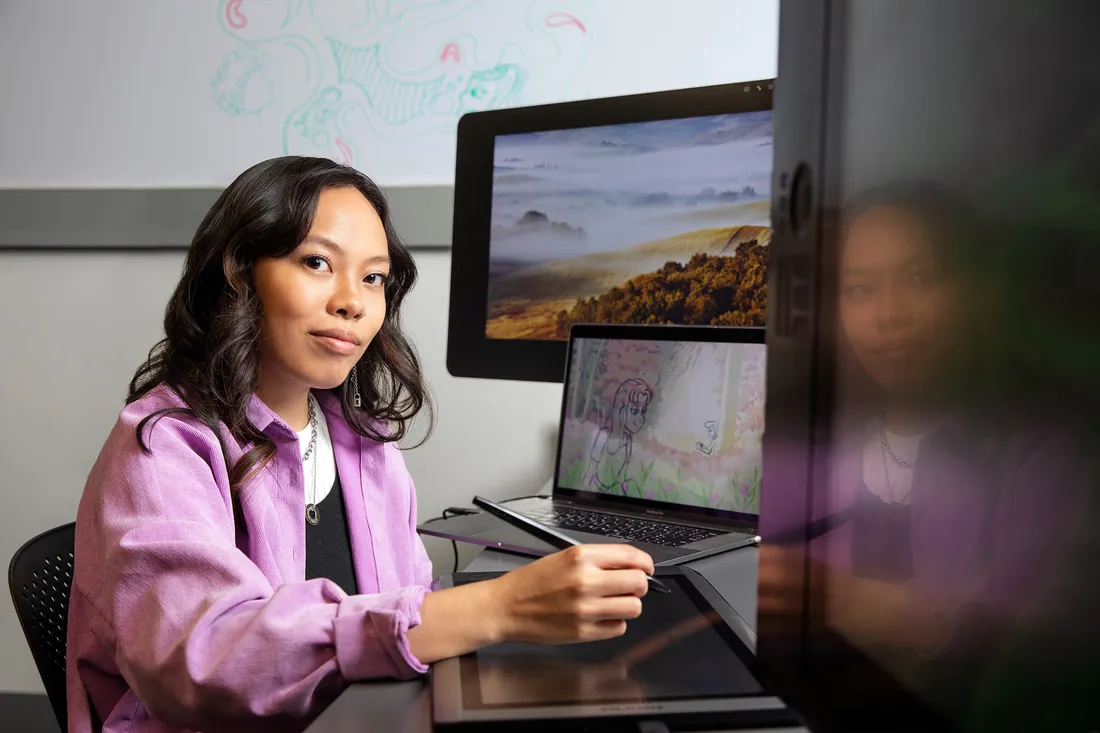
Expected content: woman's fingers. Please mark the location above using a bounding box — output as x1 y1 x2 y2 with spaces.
574 543 655 574
585 568 650 598
581 594 644 622
584 619 629 641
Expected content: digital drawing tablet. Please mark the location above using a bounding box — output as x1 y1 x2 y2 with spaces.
430 567 798 731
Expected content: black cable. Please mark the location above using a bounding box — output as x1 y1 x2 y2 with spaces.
421 510 463 574
440 508 461 574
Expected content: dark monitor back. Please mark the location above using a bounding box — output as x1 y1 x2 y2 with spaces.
761 1 1100 731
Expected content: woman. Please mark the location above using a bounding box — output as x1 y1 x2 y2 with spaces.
582 378 653 494
66 157 656 733
829 179 978 590
778 179 1093 716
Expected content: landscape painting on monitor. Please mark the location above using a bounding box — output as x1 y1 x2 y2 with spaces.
486 111 772 340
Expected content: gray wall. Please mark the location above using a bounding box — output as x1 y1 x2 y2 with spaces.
0 248 563 693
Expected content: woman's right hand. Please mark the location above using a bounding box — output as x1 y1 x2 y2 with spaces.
486 544 654 644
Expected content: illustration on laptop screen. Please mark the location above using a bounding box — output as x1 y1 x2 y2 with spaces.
486 111 773 341
557 337 765 514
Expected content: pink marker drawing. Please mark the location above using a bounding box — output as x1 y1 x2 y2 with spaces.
544 11 586 33
225 0 248 30
440 42 462 64
334 138 354 166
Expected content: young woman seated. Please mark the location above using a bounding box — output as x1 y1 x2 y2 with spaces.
66 156 655 733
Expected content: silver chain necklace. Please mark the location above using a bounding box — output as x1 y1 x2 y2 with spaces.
303 394 321 526
878 417 917 470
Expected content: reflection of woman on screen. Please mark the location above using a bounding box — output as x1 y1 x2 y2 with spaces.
832 181 971 588
800 180 1093 706
583 379 653 494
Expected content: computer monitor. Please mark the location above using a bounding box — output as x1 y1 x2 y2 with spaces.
760 1 1100 731
447 81 773 382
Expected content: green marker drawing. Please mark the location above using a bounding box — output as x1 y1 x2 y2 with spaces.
329 39 524 126
284 86 366 164
211 45 275 116
283 0 304 28
211 0 594 159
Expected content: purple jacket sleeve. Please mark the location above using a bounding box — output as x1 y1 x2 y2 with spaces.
403 453 436 594
76 415 427 733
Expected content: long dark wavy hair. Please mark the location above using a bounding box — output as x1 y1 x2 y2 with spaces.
128 156 432 493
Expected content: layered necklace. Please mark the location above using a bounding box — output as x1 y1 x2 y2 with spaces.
877 415 918 510
303 394 321 526
878 416 917 470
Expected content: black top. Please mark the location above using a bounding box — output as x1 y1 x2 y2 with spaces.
305 472 359 596
851 481 914 583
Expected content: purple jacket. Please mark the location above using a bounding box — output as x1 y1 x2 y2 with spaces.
66 384 434 733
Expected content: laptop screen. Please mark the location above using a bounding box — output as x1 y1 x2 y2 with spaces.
556 333 765 517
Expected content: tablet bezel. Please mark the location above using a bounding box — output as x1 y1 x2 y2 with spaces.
430 566 795 730
446 80 775 383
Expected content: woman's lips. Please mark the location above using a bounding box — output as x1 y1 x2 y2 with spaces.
310 332 358 356
870 340 920 361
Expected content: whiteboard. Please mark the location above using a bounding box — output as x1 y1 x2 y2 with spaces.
0 0 778 188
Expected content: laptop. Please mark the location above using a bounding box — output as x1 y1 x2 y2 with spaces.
420 324 764 566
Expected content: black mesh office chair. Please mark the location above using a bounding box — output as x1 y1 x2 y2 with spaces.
8 523 76 733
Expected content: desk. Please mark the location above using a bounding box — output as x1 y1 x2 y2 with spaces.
308 546 802 732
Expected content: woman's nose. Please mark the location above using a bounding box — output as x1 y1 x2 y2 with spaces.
875 284 908 328
330 278 364 320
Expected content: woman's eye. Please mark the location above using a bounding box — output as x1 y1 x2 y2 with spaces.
843 283 873 298
365 273 388 286
303 255 330 272
909 270 934 287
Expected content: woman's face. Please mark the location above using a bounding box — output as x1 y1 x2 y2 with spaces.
624 396 649 435
253 187 390 395
839 204 960 398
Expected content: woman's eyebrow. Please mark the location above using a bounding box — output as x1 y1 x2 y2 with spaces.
304 235 390 267
899 252 937 269
840 266 875 278
304 234 344 253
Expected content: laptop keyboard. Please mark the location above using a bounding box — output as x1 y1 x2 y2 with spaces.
520 506 725 547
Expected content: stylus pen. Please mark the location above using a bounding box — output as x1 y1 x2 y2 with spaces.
471 495 672 594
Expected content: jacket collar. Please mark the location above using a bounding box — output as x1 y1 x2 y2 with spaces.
246 392 291 438
246 388 354 439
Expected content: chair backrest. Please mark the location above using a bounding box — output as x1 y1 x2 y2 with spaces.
8 522 76 733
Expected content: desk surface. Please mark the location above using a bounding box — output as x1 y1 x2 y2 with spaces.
308 545 786 733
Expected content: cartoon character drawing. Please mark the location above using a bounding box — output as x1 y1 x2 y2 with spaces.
582 379 653 494
696 420 718 456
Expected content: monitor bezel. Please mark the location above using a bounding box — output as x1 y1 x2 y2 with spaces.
756 2 955 731
446 81 775 383
552 323 766 527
